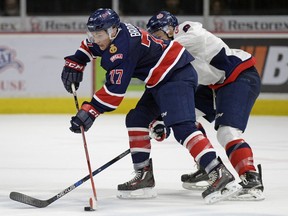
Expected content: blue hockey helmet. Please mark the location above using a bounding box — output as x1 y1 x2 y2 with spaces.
87 8 120 32
146 11 178 34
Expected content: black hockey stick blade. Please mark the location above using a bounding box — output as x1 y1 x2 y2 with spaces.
10 192 51 208
10 149 130 208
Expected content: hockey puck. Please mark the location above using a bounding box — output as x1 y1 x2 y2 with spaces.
84 206 95 211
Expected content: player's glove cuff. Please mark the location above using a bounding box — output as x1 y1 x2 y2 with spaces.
64 57 85 72
70 102 100 133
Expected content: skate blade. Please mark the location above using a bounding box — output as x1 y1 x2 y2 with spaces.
182 181 209 190
228 188 265 201
204 181 242 204
117 188 157 199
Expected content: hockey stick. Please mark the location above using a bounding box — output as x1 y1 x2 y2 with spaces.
71 83 98 209
10 149 130 208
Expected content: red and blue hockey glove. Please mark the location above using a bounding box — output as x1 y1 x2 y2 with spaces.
61 56 86 93
149 120 170 142
70 102 100 133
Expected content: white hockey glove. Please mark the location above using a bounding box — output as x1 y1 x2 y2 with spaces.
149 120 170 142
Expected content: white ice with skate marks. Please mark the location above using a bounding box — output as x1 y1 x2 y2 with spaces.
117 187 157 199
182 180 209 190
0 114 288 215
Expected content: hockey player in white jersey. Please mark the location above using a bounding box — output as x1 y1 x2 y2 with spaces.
147 11 264 201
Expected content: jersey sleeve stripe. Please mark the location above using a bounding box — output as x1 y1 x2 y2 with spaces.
79 40 93 60
145 41 185 88
93 94 118 109
103 85 125 97
93 85 124 110
127 127 150 132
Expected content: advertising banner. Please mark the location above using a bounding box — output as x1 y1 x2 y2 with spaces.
2 16 287 33
209 16 288 33
223 38 288 93
0 34 92 98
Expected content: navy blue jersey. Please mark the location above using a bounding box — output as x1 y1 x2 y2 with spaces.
73 22 194 113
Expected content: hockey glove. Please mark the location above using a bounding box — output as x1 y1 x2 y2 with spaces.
149 120 170 142
70 102 100 133
61 56 86 93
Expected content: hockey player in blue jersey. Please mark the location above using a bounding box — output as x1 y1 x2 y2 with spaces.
61 8 242 204
147 11 264 201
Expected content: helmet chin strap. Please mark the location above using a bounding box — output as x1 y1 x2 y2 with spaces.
107 27 121 41
161 25 174 39
162 25 170 34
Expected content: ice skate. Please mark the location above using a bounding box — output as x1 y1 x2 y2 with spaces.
181 166 209 190
117 158 157 199
229 164 264 201
202 164 242 204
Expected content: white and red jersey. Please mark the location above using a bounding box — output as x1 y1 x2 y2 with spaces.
174 21 256 89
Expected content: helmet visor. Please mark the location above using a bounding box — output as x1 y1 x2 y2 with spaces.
87 30 109 43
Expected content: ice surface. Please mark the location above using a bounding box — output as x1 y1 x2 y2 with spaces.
1 114 288 215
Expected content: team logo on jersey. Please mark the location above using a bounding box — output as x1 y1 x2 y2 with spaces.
110 53 123 62
0 47 23 74
183 24 191 33
109 44 117 53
